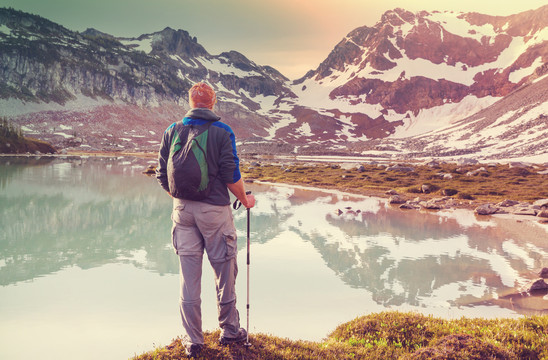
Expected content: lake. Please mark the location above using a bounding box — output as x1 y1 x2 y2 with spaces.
1 156 547 360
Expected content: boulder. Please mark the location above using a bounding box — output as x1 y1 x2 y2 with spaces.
512 208 538 216
539 268 548 279
421 201 442 210
385 189 399 195
421 184 433 194
466 167 487 176
528 279 548 294
475 204 498 215
533 199 548 208
442 189 458 196
356 165 366 172
389 195 407 204
537 210 548 218
399 203 418 209
497 199 520 207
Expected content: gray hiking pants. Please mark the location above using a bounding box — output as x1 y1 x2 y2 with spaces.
171 198 241 345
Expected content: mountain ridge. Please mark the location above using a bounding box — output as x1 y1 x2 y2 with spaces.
0 6 547 161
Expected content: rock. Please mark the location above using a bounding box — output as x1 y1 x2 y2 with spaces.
442 189 458 196
538 169 548 175
456 158 479 166
389 195 406 204
512 208 538 216
466 167 487 176
421 184 432 193
385 189 399 195
142 165 156 175
528 279 548 293
386 165 414 172
421 201 442 210
475 204 498 215
497 199 520 207
424 160 440 167
537 209 548 218
539 268 548 279
508 161 529 168
443 173 453 180
356 165 366 172
399 203 418 209
250 161 261 167
533 199 548 208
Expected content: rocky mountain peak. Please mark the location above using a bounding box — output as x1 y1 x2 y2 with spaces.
148 27 208 57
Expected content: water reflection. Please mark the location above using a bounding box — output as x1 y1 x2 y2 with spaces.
1 156 547 317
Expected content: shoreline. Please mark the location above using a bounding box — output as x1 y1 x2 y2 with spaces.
2 150 547 224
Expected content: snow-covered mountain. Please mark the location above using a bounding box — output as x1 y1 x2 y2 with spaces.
269 6 548 159
0 6 547 161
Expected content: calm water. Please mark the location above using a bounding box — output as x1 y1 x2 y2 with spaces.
1 156 547 360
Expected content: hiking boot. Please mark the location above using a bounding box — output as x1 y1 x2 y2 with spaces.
219 327 247 345
185 343 202 358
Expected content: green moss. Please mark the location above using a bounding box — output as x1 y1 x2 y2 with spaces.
133 311 548 360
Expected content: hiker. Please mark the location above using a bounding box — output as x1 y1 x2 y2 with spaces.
156 82 255 358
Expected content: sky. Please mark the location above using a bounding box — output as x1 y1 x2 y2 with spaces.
2 0 547 79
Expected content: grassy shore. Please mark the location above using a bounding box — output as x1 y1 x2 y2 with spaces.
132 311 548 360
240 161 548 210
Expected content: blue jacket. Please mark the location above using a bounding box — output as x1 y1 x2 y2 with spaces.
156 108 241 206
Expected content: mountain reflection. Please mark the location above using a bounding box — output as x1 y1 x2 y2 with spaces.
1 157 546 314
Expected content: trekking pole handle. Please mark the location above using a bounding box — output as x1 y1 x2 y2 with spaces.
232 190 252 210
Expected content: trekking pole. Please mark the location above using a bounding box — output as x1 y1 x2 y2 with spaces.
232 191 252 348
244 204 251 348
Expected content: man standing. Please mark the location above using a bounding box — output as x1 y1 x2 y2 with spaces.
156 82 255 358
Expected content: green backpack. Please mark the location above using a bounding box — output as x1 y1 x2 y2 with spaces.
167 121 213 200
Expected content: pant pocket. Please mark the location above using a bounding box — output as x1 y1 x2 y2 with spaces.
171 222 204 255
223 231 237 261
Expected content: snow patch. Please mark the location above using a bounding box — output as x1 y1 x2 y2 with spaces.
120 38 153 53
425 11 498 42
0 24 11 35
296 122 313 137
54 132 73 139
392 95 499 138
509 57 543 83
195 56 262 78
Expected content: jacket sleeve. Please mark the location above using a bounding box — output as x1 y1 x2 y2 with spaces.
156 124 174 193
218 126 241 184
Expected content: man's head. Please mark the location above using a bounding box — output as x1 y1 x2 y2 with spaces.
189 82 216 109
